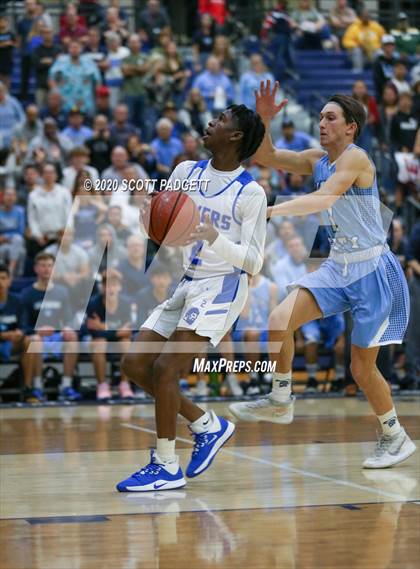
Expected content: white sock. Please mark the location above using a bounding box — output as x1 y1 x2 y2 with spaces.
305 363 318 379
335 365 345 380
60 376 72 389
190 410 220 433
33 376 43 390
271 371 292 402
156 438 177 463
378 407 401 437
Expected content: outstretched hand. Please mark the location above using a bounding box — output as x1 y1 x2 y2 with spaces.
255 80 288 122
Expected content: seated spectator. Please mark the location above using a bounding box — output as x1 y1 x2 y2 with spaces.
107 205 131 244
343 9 385 72
391 92 419 152
95 85 113 120
26 117 72 167
0 81 24 151
32 25 61 108
45 228 91 310
116 234 148 302
126 133 157 176
12 104 43 164
0 188 26 277
20 252 80 403
178 87 212 136
17 163 40 206
102 32 129 108
102 6 129 44
161 40 191 104
270 235 307 301
102 145 147 182
238 54 275 111
84 26 106 69
192 55 234 114
391 12 420 60
121 34 149 130
72 172 107 248
351 80 380 152
151 118 184 177
212 34 237 79
275 119 314 152
59 2 88 48
136 261 172 324
0 14 16 88
39 90 67 130
48 39 101 118
89 224 126 273
0 264 29 397
378 82 399 147
291 0 337 50
193 12 216 70
27 162 72 258
61 108 94 149
329 0 356 43
391 61 411 95
85 269 133 400
85 114 113 174
109 103 140 148
232 272 278 395
137 0 170 47
62 146 99 192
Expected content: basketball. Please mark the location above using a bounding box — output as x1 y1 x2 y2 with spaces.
142 191 200 246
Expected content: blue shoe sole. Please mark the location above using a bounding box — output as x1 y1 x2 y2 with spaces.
186 421 235 478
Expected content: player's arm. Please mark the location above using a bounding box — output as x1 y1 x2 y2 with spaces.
269 147 372 218
186 188 267 276
254 80 324 174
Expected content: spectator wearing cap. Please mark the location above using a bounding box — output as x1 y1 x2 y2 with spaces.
391 61 411 95
61 108 94 149
109 103 140 147
372 34 399 101
101 32 129 108
329 0 356 43
121 34 149 130
192 55 234 113
32 26 61 108
391 13 420 60
85 114 113 174
48 39 101 117
343 9 385 72
62 146 99 192
0 81 24 150
39 90 67 130
275 120 314 152
238 54 275 111
0 14 16 88
95 85 112 121
151 118 184 177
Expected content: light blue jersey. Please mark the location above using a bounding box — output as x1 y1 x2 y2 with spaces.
290 144 410 348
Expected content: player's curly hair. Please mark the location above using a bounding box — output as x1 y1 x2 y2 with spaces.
328 94 367 140
226 104 266 162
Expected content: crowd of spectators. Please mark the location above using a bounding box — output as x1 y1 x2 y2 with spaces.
0 0 419 403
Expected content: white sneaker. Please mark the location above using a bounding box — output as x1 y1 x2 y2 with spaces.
195 379 209 397
225 373 243 396
363 428 417 469
229 394 295 424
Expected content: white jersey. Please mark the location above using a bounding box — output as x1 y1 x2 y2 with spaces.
167 160 267 279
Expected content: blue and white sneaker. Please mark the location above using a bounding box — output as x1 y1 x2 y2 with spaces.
116 449 186 492
186 411 235 478
58 386 82 401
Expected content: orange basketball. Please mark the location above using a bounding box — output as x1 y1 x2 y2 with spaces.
142 191 200 246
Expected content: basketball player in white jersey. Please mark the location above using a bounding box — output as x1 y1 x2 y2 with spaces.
117 105 267 491
230 81 416 469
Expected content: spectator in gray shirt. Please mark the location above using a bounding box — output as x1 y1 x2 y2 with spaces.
0 81 24 149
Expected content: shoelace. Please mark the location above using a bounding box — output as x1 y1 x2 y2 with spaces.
247 397 271 409
135 462 162 477
191 432 211 456
373 435 393 457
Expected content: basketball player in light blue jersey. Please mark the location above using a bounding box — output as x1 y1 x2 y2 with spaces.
230 81 416 469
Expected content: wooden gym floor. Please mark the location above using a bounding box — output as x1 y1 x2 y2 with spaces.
0 397 419 569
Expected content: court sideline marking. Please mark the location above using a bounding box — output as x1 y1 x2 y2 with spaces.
121 422 413 502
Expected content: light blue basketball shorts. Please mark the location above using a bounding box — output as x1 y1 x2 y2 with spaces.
290 250 410 348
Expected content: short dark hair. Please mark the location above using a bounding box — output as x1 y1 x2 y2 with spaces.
226 104 266 162
328 94 367 140
0 263 10 276
34 252 55 264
